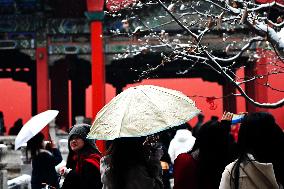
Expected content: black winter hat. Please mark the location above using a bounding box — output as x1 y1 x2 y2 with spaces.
68 123 99 153
68 123 91 142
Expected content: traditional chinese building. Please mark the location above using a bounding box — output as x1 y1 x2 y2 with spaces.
0 0 283 140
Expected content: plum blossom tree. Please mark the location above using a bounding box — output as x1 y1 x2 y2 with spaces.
105 0 284 108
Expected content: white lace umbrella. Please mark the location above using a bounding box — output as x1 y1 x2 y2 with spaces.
14 110 59 150
88 85 200 140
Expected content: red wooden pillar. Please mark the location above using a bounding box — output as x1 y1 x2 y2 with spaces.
86 0 106 152
245 49 268 112
91 23 105 118
36 47 50 138
245 62 257 112
254 49 269 112
222 81 237 113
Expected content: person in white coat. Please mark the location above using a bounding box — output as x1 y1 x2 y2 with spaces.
219 112 284 189
168 129 196 164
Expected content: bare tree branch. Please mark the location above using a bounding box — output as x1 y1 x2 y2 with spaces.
204 51 284 108
107 0 284 108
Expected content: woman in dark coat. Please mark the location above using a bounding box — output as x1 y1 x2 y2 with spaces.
61 124 102 189
174 115 236 189
27 132 62 189
100 137 164 189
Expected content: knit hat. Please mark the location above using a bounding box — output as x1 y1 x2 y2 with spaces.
68 124 99 153
68 123 91 142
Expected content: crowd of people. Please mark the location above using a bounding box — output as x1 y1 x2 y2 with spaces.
0 111 24 136
2 111 284 189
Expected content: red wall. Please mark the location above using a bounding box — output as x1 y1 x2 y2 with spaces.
0 79 31 133
87 78 284 129
1 75 283 134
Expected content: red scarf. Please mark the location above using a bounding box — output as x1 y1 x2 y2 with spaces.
75 153 101 173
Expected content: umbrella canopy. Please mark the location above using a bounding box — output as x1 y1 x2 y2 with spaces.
14 110 59 150
88 85 200 140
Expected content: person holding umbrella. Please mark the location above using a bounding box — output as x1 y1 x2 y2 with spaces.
27 132 62 189
87 85 201 189
13 110 62 188
60 124 102 189
100 136 164 189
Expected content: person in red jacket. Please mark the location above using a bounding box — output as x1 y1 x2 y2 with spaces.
174 113 236 189
61 124 102 189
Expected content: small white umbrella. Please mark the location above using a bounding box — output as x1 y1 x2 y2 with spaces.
88 85 200 140
14 110 59 150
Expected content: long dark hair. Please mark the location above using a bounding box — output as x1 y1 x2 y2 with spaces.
27 132 45 159
189 120 233 188
108 137 148 189
232 112 284 188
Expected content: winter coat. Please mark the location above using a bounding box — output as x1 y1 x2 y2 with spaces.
219 154 282 189
31 149 62 189
168 129 195 164
100 155 163 189
173 153 198 189
61 153 102 189
174 152 217 189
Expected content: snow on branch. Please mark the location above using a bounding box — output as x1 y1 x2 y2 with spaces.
106 0 284 108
